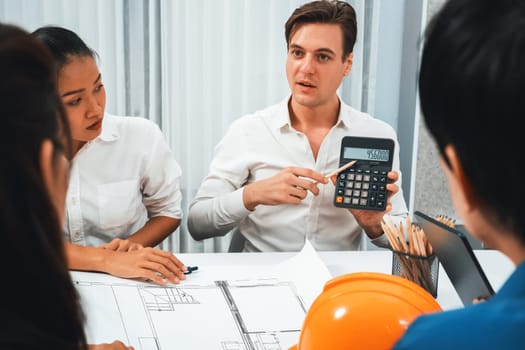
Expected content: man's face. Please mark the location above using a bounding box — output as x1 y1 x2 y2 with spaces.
286 23 352 109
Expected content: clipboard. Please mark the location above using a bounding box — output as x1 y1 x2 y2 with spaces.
414 211 495 305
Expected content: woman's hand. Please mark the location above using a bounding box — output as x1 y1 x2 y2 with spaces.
89 340 134 350
103 247 187 285
99 238 143 252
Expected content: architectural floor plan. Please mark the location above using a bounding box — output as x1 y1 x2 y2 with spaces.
74 274 306 350
72 241 332 350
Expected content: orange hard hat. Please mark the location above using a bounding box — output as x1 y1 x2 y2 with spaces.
290 272 442 350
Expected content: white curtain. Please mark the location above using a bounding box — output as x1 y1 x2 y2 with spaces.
0 0 385 253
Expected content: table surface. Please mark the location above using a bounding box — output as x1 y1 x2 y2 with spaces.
177 249 515 310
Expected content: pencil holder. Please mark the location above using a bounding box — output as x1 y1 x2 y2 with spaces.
391 250 439 298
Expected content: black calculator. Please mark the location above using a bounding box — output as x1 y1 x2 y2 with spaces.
333 136 394 211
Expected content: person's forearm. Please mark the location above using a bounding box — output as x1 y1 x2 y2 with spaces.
127 216 180 247
187 199 239 240
65 242 111 272
188 190 250 240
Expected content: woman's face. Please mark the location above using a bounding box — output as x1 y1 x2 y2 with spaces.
58 55 106 153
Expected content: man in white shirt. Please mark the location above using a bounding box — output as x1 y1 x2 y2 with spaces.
188 0 408 252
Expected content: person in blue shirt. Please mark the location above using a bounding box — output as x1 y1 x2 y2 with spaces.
394 0 525 348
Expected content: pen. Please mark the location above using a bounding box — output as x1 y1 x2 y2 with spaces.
184 265 199 275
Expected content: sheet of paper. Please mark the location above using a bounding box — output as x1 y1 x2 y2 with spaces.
72 241 332 349
271 239 333 308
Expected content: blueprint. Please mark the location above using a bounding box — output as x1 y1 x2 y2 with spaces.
72 241 332 350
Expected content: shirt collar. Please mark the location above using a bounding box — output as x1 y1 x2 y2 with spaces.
97 113 119 142
337 100 353 129
268 95 352 131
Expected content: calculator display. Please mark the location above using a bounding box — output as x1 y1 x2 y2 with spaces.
334 136 395 211
343 147 390 162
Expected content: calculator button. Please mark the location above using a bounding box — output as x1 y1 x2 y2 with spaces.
344 197 351 204
339 173 346 180
372 176 379 182
347 173 355 180
362 183 369 190
378 193 386 200
345 189 353 196
337 189 344 195
356 174 363 181
376 200 385 208
371 184 378 191
352 198 359 205
361 190 368 198
363 175 370 182
360 199 368 206
380 176 387 183
338 181 346 187
379 185 386 191
354 182 362 189
353 190 360 197
336 196 343 203
346 181 354 189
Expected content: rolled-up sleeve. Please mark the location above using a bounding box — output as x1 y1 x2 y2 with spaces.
141 124 183 220
188 120 252 240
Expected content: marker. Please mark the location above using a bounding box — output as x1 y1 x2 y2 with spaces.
184 265 199 275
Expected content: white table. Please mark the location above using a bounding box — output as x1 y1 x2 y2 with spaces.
74 249 515 348
177 249 515 310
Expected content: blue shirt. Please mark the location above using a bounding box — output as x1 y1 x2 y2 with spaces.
393 260 525 349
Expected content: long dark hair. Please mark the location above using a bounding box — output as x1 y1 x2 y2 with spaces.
0 23 87 349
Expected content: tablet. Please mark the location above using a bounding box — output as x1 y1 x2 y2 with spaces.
414 211 494 305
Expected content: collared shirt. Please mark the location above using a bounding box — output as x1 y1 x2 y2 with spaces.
65 114 183 247
394 260 525 349
188 97 408 252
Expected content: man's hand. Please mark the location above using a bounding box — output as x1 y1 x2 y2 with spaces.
346 170 401 238
242 167 327 211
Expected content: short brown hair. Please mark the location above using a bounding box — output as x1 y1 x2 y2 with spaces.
285 0 357 61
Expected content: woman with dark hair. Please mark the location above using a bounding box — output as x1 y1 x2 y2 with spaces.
32 26 188 285
0 22 131 349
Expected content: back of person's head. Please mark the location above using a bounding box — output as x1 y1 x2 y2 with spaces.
285 0 357 60
419 0 525 244
0 23 87 349
31 25 96 70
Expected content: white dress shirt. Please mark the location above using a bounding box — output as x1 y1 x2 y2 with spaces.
188 97 408 252
65 114 183 247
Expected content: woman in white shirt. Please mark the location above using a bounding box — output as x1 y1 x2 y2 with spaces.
32 25 186 284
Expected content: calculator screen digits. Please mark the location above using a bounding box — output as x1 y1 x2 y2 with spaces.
343 147 390 162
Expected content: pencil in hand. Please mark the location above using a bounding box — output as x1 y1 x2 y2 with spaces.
314 160 357 184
